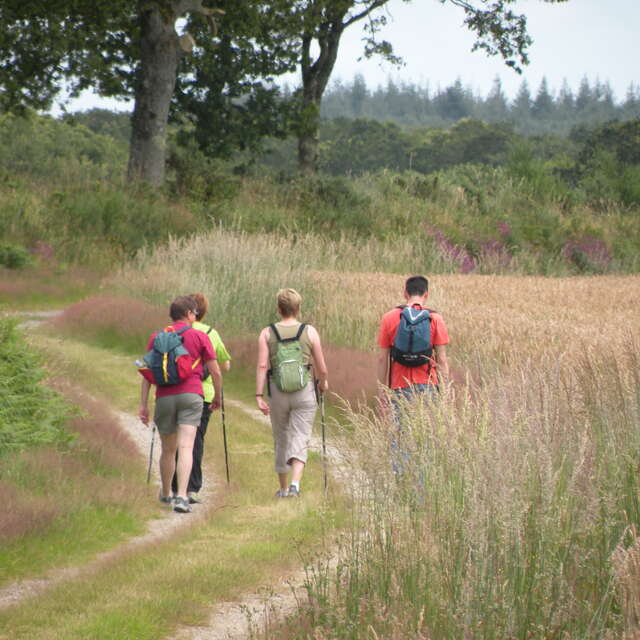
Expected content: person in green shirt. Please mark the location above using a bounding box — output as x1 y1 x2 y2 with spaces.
172 292 231 502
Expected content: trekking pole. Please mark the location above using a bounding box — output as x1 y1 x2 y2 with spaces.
221 388 230 484
320 389 328 496
146 423 156 484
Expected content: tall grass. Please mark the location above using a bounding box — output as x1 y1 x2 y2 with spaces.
112 230 451 340
264 337 640 638
111 232 640 358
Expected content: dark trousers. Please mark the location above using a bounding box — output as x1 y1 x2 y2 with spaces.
172 401 212 495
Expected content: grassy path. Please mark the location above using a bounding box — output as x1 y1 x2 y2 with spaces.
0 321 341 640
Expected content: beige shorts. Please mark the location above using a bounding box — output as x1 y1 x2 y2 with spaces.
269 381 317 473
154 393 203 435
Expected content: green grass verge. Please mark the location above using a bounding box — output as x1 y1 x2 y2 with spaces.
0 327 157 586
1 325 344 639
0 506 144 584
0 267 101 311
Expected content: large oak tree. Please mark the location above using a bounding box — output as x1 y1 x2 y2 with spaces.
0 0 222 186
1 0 569 182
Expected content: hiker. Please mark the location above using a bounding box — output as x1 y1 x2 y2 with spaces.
139 295 222 514
377 275 450 409
171 292 231 504
255 288 329 498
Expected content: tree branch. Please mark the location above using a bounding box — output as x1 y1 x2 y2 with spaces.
343 0 388 29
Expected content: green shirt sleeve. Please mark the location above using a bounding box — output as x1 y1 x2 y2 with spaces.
208 328 231 363
194 322 231 403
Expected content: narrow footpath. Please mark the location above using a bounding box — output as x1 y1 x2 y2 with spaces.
1 310 345 639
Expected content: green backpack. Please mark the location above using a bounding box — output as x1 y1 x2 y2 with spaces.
269 323 310 393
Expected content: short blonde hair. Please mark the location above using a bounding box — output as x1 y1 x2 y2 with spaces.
277 288 302 318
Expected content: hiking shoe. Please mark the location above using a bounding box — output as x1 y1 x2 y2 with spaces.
188 492 201 504
173 496 192 513
275 488 289 498
159 491 174 505
287 484 300 498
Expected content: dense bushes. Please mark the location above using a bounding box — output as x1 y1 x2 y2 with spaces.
0 111 126 184
0 242 31 269
0 110 639 274
0 317 73 454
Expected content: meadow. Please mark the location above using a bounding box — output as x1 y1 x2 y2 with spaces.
42 228 640 638
2 112 640 638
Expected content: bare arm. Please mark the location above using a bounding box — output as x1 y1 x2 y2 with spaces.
221 360 231 372
434 344 449 385
206 359 222 409
377 347 390 388
308 325 329 392
139 378 152 425
255 328 270 415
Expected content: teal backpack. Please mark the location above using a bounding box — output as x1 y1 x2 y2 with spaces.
269 323 310 393
141 326 197 386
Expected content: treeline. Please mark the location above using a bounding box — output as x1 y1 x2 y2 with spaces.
2 110 639 276
60 107 640 209
312 75 640 136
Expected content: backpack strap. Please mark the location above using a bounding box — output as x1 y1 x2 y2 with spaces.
269 323 281 342
270 323 307 343
163 325 192 335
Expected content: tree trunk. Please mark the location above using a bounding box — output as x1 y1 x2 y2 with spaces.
297 27 342 175
297 92 321 176
127 3 182 186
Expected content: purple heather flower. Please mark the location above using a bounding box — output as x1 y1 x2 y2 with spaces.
562 237 611 271
497 221 511 236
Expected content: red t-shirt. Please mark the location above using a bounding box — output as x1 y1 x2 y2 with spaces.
377 305 449 389
146 321 216 398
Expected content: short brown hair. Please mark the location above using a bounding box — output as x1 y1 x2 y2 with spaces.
277 288 302 318
189 292 209 321
405 276 428 296
169 295 197 321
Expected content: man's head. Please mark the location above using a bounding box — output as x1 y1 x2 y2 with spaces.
277 288 302 318
404 275 429 299
189 292 209 322
169 295 198 322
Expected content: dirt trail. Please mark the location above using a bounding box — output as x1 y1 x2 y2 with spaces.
2 398 339 637
174 398 345 640
0 408 219 611
1 311 218 610
2 312 343 638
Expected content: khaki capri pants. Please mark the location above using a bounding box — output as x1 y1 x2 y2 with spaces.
269 381 317 473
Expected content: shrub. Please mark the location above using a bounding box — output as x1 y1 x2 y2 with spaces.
0 242 32 269
0 317 74 454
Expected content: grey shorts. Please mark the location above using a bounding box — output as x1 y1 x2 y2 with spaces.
154 393 203 435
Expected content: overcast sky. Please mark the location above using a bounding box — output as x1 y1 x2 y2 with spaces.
330 0 639 100
62 0 638 113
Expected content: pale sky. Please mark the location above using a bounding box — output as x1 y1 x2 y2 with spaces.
60 0 638 113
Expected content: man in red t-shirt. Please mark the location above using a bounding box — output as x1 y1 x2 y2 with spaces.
377 275 450 404
139 295 222 513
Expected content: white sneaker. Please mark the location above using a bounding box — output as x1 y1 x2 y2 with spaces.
173 496 192 513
